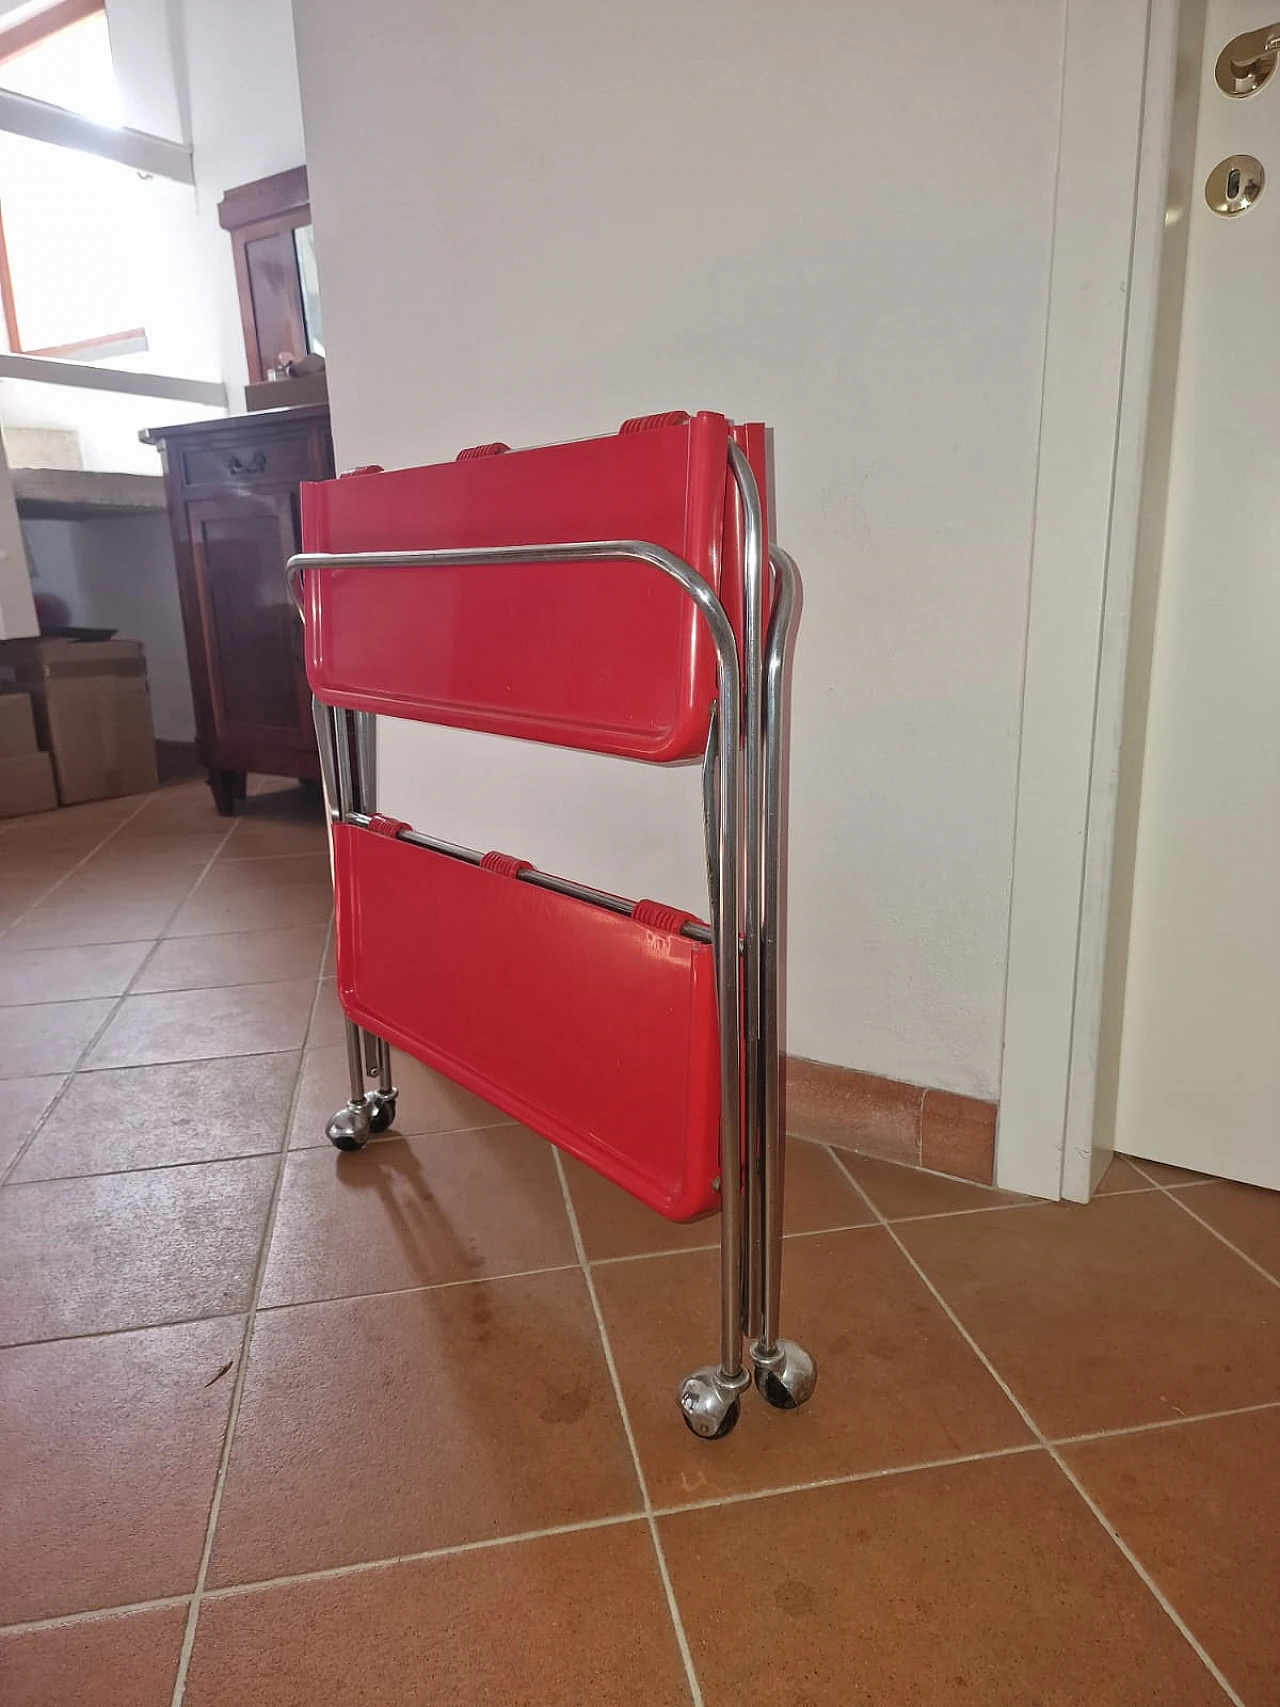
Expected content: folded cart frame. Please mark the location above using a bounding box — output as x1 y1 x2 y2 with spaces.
288 411 815 1440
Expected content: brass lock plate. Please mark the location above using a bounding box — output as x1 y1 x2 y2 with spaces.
1205 154 1266 215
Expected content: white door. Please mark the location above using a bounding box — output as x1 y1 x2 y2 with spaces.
1113 0 1280 1187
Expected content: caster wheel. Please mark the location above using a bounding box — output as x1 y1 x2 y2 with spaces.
326 1102 372 1152
752 1339 817 1411
677 1367 746 1440
367 1094 397 1135
682 1394 739 1441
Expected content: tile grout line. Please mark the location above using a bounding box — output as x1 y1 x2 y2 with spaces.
167 917 332 1707
1054 1396 1280 1448
1126 1162 1280 1291
200 1512 650 1602
0 970 328 1012
551 1149 706 1707
0 792 158 943
0 1593 194 1638
11 1383 1280 1638
0 818 242 1188
823 1144 1247 1707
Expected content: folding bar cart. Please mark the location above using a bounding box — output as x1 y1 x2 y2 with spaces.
288 409 815 1441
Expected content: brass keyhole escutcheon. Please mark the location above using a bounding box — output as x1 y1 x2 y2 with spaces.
1216 26 1280 96
1206 154 1266 215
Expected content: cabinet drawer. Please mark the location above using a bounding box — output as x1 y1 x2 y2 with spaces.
179 433 312 490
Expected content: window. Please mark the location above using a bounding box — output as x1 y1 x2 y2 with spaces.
0 1 150 360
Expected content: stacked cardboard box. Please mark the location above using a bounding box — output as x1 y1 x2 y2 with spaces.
0 638 159 807
0 690 57 818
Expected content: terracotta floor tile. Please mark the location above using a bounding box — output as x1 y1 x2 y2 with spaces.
260 1126 576 1306
1094 1154 1157 1194
12 1054 298 1181
594 1228 1030 1508
1168 1179 1280 1279
289 1043 512 1145
0 997 112 1078
565 1137 873 1264
897 1191 1280 1437
660 1452 1226 1707
0 1317 241 1623
85 979 316 1068
208 1272 640 1586
1 796 137 850
0 1605 187 1707
1064 1408 1280 1705
0 940 153 1007
165 873 336 942
306 976 344 1046
121 784 225 837
0 1155 276 1343
92 828 228 865
836 1150 1032 1220
0 1074 63 1177
132 925 328 994
219 816 329 860
188 1524 687 1707
0 893 184 950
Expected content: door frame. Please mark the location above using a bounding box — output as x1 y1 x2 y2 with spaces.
996 0 1203 1199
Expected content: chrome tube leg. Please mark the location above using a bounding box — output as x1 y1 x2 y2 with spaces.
728 443 767 1352
322 705 397 1149
353 710 377 814
751 546 815 1411
375 1034 396 1099
677 679 749 1437
311 698 341 823
325 1016 375 1151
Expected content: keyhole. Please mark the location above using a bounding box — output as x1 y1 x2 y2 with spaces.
1228 166 1242 198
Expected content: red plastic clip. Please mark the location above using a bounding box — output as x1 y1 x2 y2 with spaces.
367 815 409 838
456 442 510 460
632 899 699 933
618 411 690 434
340 465 385 478
480 850 533 878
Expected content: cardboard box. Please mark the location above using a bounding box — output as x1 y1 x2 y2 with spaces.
0 691 39 759
0 750 57 818
0 639 159 805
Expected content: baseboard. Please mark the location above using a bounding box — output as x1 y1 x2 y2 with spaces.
785 1055 998 1185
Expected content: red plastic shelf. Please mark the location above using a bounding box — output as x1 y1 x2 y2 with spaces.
332 820 722 1220
301 411 769 763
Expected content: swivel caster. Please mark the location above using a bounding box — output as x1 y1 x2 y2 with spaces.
751 1338 817 1411
367 1090 397 1134
677 1366 749 1441
326 1100 372 1152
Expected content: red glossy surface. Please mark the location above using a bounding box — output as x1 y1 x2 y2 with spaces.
301 412 735 761
332 823 721 1220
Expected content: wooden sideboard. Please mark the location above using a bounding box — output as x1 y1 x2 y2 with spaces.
142 403 333 814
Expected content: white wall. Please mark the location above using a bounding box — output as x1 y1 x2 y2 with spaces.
293 0 1066 1099
22 512 195 739
165 0 307 399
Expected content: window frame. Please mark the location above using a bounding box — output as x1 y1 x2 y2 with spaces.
0 0 149 361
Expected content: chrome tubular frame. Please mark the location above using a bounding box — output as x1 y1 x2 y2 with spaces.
287 471 815 1436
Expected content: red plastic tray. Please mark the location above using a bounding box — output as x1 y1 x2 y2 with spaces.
301 411 768 763
332 820 722 1219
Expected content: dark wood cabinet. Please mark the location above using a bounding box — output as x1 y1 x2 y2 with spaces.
142 404 332 813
